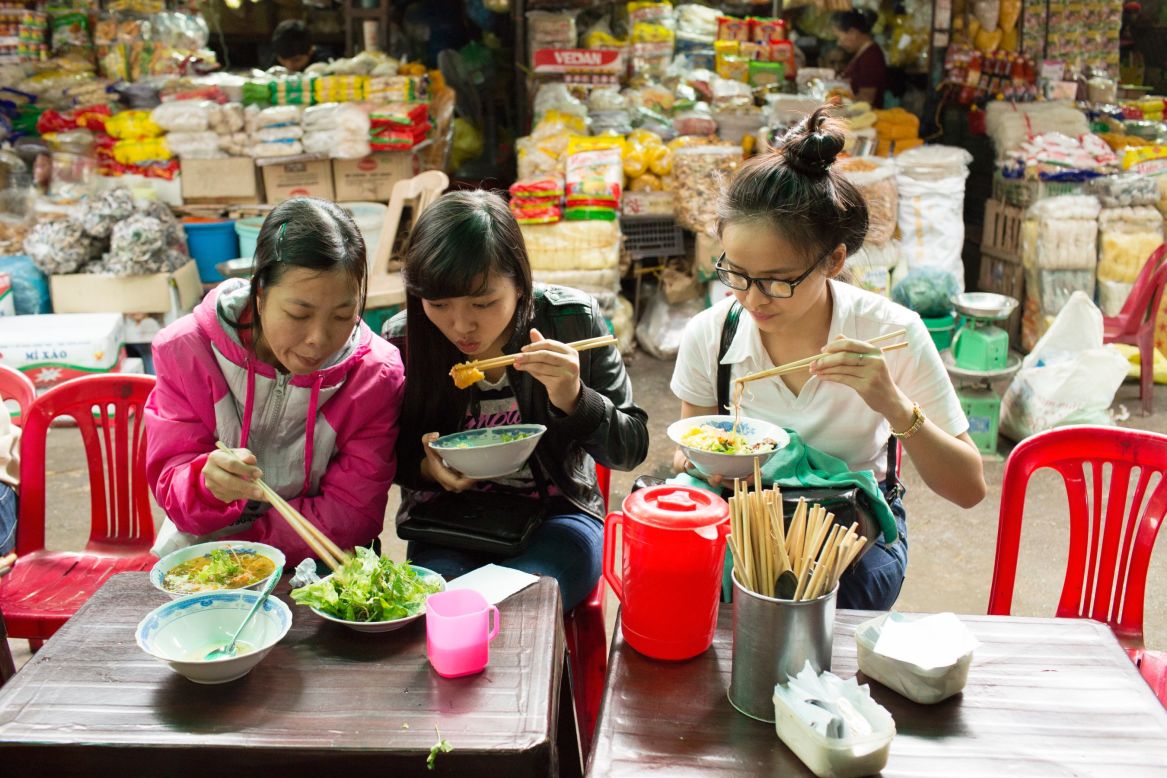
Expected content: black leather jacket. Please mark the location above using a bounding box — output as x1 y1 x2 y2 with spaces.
384 284 648 522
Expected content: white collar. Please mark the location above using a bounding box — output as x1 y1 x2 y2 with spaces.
719 280 851 368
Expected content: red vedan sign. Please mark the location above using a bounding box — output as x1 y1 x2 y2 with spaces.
532 48 626 76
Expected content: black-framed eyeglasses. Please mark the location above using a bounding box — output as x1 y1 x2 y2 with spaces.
714 253 818 299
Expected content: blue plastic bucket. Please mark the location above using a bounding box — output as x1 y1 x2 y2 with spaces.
235 216 266 262
183 219 239 283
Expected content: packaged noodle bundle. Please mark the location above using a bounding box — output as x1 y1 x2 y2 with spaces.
150 99 213 133
369 102 429 127
510 175 564 200
366 75 428 104
113 136 171 165
565 147 622 207
512 204 562 225
270 76 313 106
105 109 162 139
312 75 368 104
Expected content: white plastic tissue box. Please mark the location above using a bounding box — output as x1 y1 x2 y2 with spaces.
773 661 895 778
854 611 978 704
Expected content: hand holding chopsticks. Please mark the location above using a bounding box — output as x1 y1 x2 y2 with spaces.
736 329 908 387
214 442 350 572
450 334 617 389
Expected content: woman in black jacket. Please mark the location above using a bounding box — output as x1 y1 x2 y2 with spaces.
384 190 648 610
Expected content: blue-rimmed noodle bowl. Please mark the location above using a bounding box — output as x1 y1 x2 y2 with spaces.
667 415 789 481
136 589 292 684
428 423 547 479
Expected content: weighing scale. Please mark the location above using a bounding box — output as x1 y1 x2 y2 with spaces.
942 292 1023 459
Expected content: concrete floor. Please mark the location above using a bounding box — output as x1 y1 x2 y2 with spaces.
8 352 1167 669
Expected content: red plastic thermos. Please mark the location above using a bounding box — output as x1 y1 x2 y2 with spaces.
603 485 730 660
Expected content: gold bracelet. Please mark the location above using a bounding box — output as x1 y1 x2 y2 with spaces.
890 402 926 440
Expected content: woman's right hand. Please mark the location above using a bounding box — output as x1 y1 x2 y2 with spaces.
421 432 477 493
203 447 265 504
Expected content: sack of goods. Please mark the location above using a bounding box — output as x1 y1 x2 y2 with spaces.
895 145 972 289
302 102 372 159
368 102 430 151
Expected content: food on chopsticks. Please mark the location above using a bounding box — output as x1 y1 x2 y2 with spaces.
290 546 442 622
162 548 277 595
448 335 618 389
450 363 485 389
680 423 778 455
728 459 867 600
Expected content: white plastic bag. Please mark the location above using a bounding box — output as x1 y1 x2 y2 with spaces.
635 284 705 360
896 172 968 290
1000 292 1129 440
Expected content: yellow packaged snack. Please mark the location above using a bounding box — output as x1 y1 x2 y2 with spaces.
647 144 672 176
567 134 625 156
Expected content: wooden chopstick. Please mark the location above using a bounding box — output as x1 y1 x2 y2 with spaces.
214 442 349 572
453 335 618 374
735 329 909 386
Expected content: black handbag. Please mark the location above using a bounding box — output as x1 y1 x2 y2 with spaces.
397 458 549 557
715 302 899 554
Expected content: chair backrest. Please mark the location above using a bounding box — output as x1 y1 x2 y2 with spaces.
0 365 35 425
369 170 450 278
1114 243 1167 331
988 425 1167 648
16 374 157 556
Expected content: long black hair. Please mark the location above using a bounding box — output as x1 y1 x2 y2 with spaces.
231 197 368 345
717 106 868 274
396 189 535 472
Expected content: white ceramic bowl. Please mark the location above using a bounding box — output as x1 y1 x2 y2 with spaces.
306 566 446 633
150 541 286 599
136 589 292 684
667 415 789 481
428 424 547 480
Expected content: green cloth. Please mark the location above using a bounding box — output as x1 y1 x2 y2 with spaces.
670 430 897 543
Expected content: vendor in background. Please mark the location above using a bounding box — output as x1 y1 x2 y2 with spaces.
831 10 887 108
269 20 331 73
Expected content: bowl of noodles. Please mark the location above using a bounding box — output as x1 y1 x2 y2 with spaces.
151 541 286 599
667 415 789 481
428 423 547 480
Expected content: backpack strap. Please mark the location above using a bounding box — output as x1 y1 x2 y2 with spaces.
716 302 743 413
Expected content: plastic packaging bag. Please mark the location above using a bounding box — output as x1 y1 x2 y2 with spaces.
891 267 960 317
1000 292 1129 440
837 157 898 245
671 145 740 236
150 100 214 133
635 282 705 360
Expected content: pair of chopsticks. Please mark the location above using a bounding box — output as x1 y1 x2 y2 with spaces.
453 334 618 374
736 329 908 386
215 441 350 572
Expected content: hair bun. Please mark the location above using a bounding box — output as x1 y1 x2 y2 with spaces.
781 107 845 178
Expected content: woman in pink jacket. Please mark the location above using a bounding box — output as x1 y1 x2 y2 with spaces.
145 198 405 562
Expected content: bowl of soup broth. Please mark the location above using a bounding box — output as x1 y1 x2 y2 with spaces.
136 588 293 684
151 541 285 599
428 423 547 480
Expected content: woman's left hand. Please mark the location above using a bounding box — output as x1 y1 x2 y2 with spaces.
514 327 582 414
809 335 912 422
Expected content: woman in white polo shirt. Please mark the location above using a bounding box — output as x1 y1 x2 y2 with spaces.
671 108 986 610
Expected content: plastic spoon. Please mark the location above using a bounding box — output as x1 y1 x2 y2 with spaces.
204 568 282 660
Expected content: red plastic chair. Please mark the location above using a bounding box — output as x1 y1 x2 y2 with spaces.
1103 243 1167 416
0 364 34 425
988 425 1167 706
564 463 611 762
0 374 159 647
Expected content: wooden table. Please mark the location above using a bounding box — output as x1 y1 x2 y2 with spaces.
588 610 1167 777
0 573 576 777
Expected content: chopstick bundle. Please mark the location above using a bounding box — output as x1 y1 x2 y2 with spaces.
214 442 350 572
449 335 618 387
727 471 867 601
735 329 908 387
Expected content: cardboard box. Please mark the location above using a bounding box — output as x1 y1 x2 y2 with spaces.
51 260 203 316
0 313 125 389
257 154 334 202
332 151 418 202
180 157 263 204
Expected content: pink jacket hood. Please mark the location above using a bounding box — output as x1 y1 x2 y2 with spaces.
146 280 405 561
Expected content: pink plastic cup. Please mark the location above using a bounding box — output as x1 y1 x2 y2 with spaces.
425 589 500 678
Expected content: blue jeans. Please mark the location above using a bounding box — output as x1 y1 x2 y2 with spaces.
406 512 603 612
836 494 908 610
0 483 16 555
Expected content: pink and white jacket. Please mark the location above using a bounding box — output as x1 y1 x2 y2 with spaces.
145 280 404 561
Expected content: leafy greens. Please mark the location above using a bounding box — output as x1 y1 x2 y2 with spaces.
290 546 442 622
